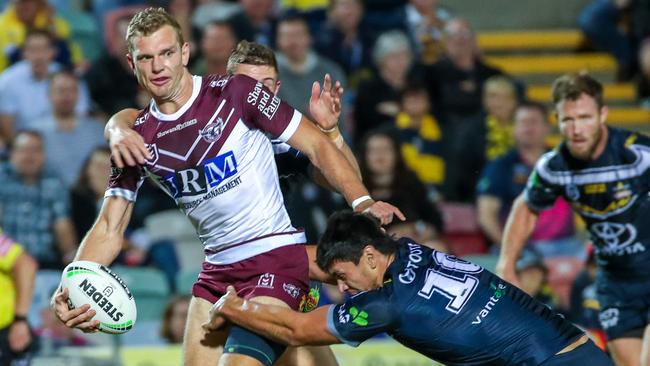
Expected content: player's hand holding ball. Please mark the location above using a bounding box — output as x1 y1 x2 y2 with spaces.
51 261 137 334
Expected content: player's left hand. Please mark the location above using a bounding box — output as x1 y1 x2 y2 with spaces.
309 74 344 131
202 285 241 332
8 320 31 352
357 200 406 226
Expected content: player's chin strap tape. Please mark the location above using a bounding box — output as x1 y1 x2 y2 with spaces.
224 325 286 366
351 195 372 210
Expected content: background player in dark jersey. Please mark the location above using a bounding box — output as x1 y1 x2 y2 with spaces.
203 211 613 365
496 73 650 366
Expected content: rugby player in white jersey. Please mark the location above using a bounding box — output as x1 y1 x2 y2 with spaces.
51 7 403 366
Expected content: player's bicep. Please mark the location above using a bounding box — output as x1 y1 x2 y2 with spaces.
326 292 397 347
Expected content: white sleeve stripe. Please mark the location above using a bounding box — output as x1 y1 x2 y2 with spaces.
277 110 302 142
104 188 137 202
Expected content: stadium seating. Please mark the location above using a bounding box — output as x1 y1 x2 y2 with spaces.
439 202 488 256
176 268 201 295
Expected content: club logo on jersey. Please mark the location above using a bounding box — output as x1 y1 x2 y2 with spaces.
398 243 423 284
599 308 619 329
257 273 275 289
565 183 580 201
199 117 225 142
162 151 238 199
283 283 300 299
591 222 646 256
612 182 632 200
471 282 507 325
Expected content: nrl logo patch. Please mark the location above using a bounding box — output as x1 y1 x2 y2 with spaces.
200 117 225 143
145 143 159 166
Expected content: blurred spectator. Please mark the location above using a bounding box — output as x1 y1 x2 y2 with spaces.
360 0 408 37
569 244 607 350
636 38 650 109
280 0 329 34
579 0 634 80
0 130 77 269
0 29 90 142
70 147 179 291
354 30 414 144
394 83 445 193
40 71 106 188
84 8 145 116
0 229 37 366
0 0 83 71
634 0 650 42
276 14 347 118
477 101 580 257
405 0 452 65
228 0 277 47
422 17 502 124
314 0 373 86
450 75 517 202
192 20 238 76
358 128 445 250
515 249 562 310
160 295 191 344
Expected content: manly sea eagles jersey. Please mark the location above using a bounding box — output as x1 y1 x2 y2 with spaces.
326 239 582 365
105 74 306 265
524 127 650 280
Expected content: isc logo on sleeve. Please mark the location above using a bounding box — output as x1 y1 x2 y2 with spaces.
162 151 238 198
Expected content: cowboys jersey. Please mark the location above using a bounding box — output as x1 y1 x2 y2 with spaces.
525 127 650 280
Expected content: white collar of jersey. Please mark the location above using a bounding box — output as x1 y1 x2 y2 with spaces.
149 75 202 121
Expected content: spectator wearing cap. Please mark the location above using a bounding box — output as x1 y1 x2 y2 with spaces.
516 249 562 310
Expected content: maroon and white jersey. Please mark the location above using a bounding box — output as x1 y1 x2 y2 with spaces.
105 74 306 264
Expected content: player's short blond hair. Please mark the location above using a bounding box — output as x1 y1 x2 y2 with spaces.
226 40 278 75
126 7 185 53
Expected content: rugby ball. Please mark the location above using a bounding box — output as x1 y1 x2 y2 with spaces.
61 261 137 334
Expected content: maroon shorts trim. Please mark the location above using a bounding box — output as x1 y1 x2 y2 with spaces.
192 244 309 310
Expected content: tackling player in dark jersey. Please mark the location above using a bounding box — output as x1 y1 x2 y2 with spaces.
203 211 613 365
496 73 650 365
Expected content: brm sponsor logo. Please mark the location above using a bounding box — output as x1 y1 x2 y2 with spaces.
162 151 238 199
398 243 424 284
78 278 124 322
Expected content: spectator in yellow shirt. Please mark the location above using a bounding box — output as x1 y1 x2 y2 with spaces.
0 0 83 71
0 229 37 365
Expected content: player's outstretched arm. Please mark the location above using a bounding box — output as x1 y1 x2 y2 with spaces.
50 196 135 333
308 74 360 182
496 194 539 287
203 286 340 347
104 108 151 168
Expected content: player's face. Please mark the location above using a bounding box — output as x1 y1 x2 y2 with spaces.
234 64 280 94
330 260 378 295
128 25 190 101
557 93 607 161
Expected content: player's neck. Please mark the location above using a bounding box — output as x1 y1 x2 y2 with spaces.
153 70 194 114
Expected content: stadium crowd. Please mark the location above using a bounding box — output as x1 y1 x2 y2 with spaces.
4 0 650 364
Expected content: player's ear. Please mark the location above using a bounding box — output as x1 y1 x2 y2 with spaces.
363 245 376 269
126 53 135 73
181 42 190 66
599 105 608 125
